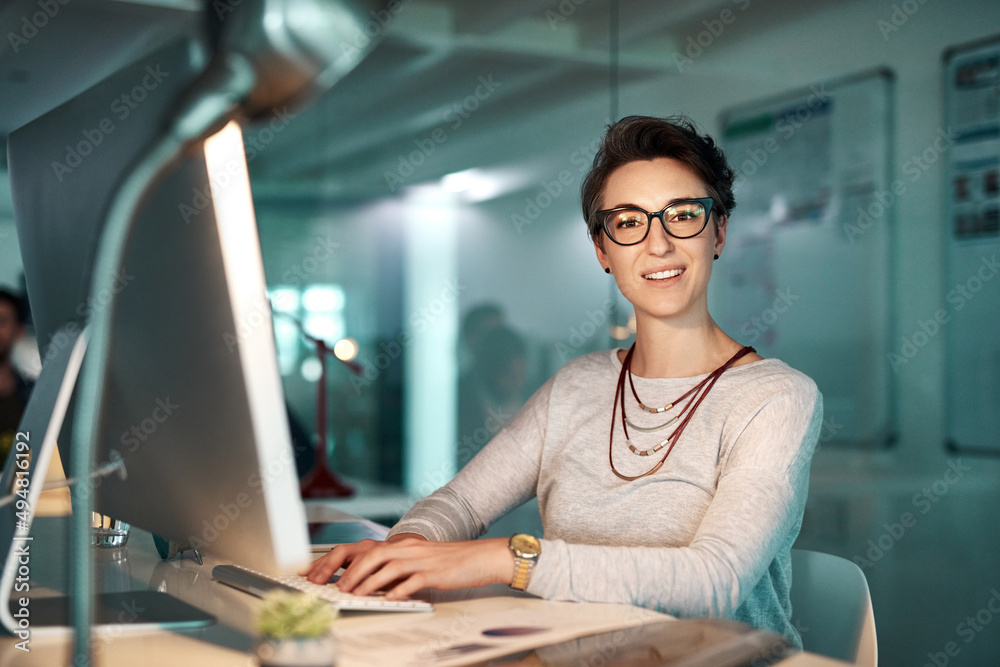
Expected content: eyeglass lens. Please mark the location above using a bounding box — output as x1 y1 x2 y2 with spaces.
605 201 707 244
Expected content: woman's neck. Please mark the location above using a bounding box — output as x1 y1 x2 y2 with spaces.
626 315 743 378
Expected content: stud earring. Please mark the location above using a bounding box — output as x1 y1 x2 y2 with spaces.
713 254 719 260
604 267 611 274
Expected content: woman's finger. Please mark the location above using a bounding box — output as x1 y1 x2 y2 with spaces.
301 539 378 583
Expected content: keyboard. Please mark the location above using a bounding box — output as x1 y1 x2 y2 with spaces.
212 564 434 612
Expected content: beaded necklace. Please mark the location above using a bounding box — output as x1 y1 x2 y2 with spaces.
608 343 755 481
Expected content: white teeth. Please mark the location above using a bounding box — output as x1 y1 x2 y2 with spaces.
644 269 684 280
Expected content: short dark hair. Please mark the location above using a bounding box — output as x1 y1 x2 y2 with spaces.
0 289 28 324
581 115 736 246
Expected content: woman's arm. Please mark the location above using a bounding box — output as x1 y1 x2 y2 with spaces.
385 377 554 542
299 433 538 590
302 378 554 588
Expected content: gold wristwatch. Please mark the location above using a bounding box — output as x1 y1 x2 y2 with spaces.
508 534 541 591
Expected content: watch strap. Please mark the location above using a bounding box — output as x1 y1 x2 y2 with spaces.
511 555 534 590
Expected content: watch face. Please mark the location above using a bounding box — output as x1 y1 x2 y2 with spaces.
510 534 540 556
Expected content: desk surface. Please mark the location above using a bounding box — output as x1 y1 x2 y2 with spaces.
1 500 850 667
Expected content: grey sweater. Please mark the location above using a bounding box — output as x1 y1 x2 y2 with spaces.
389 349 822 645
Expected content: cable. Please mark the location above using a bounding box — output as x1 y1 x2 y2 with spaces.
0 451 126 509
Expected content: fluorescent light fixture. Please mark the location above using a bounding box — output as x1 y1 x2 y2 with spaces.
269 286 300 312
441 170 473 193
303 313 343 341
273 318 299 376
439 167 521 203
302 284 344 312
300 357 322 382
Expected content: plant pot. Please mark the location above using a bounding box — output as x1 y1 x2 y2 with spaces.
254 634 338 667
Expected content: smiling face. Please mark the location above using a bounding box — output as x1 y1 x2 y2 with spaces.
594 157 726 327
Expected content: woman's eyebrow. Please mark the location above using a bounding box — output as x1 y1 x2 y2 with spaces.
607 196 702 210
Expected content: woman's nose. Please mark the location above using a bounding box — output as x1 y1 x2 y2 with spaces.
645 216 674 255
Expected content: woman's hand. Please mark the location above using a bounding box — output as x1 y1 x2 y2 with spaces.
300 532 426 585
301 536 513 600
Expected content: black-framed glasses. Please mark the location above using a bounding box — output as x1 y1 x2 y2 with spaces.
597 197 715 246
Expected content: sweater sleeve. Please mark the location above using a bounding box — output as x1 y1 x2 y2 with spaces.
526 377 822 618
386 377 552 541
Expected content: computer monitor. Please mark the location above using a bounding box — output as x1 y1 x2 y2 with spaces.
77 115 313 572
2 1 384 641
1 39 314 635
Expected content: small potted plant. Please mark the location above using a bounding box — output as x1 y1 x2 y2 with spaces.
254 590 339 667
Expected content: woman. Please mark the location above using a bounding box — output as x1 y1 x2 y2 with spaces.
304 115 822 646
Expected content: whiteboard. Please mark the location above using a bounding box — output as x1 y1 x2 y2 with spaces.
943 37 1000 455
715 70 894 448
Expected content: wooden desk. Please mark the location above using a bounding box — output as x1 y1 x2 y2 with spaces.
1 502 850 666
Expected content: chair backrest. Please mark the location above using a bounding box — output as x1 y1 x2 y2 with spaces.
790 549 877 666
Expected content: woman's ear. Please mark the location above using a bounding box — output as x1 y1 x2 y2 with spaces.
714 215 727 258
594 240 610 274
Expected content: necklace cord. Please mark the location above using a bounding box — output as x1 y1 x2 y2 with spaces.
609 344 755 481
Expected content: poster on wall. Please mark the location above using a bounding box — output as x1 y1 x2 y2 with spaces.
716 70 894 449
943 37 1000 455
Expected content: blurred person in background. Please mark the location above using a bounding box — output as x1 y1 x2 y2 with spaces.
0 289 33 466
458 323 528 467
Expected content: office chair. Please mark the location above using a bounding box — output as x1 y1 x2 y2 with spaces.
790 549 878 666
